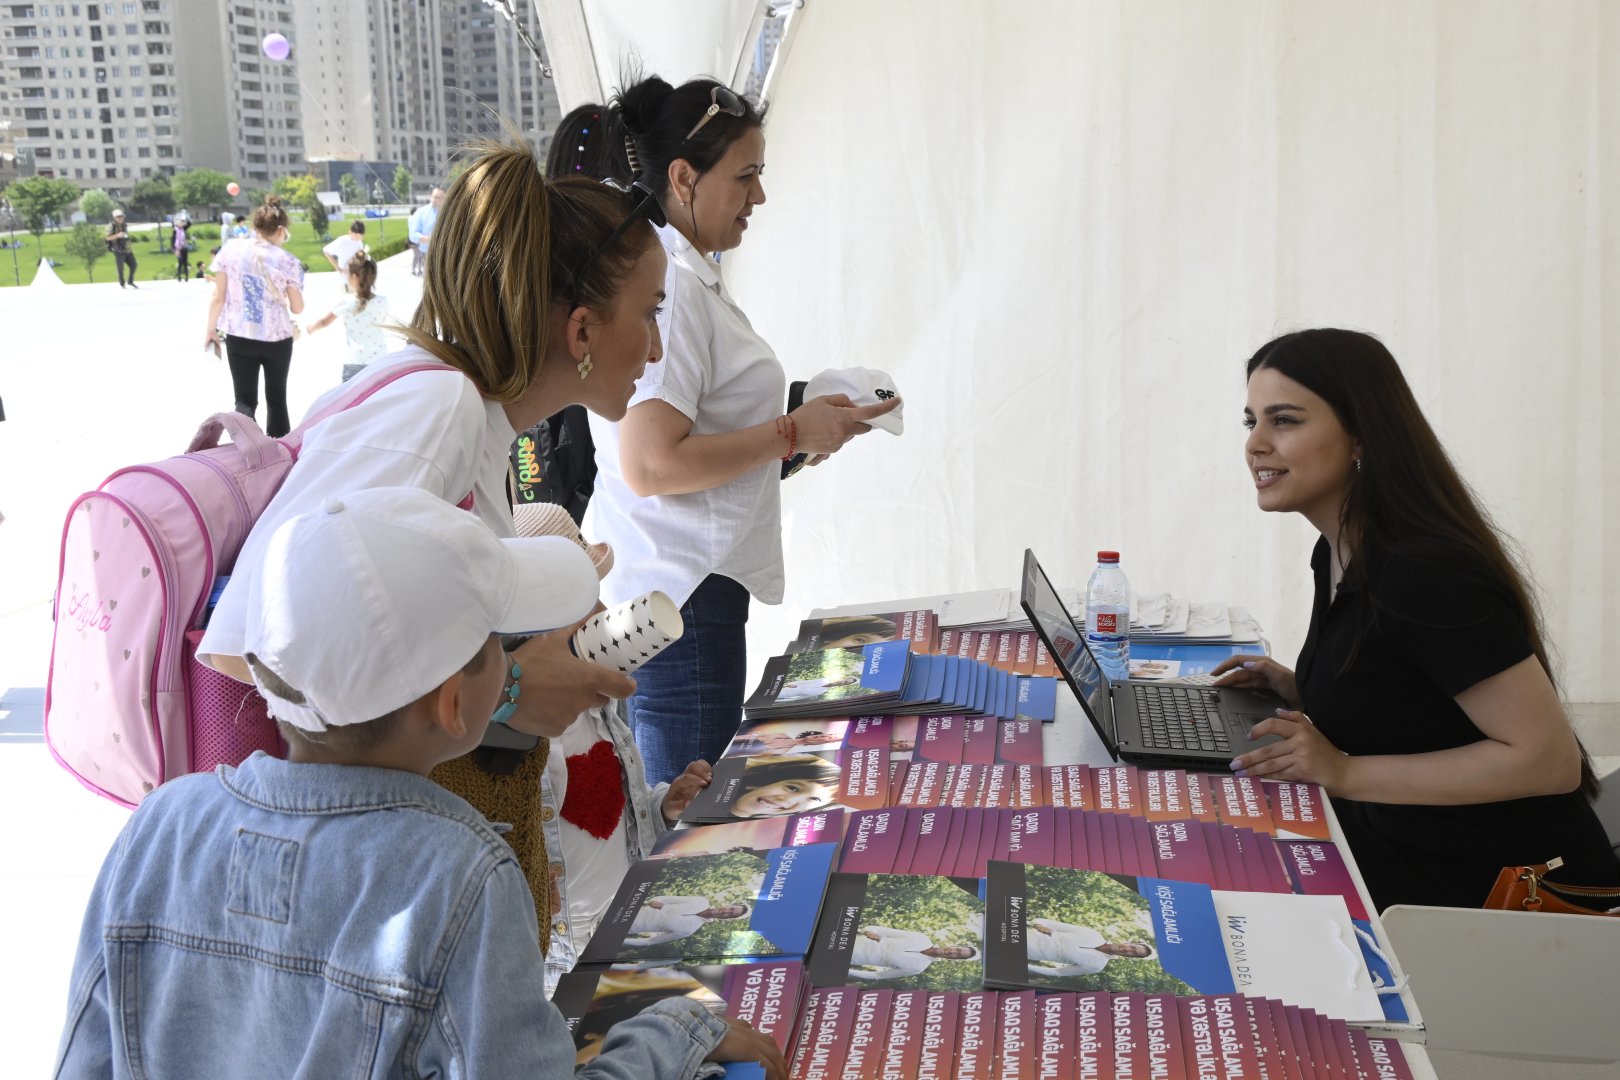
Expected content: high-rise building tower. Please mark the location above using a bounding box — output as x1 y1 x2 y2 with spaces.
0 0 303 189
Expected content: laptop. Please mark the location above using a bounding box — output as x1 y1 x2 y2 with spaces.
1019 548 1284 767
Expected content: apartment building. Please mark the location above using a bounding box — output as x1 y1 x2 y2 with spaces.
3 0 560 194
0 0 303 190
441 0 560 163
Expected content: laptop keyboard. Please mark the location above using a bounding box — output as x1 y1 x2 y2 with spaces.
1137 686 1229 753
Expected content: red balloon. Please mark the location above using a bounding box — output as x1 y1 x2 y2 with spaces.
227 182 241 197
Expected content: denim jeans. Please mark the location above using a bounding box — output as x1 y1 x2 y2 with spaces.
627 574 750 784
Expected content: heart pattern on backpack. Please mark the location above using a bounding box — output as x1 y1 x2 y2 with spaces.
112 732 120 743
123 650 131 660
93 551 100 561
121 517 130 528
108 600 117 611
140 567 151 578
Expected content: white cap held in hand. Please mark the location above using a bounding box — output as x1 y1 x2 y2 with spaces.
803 366 904 435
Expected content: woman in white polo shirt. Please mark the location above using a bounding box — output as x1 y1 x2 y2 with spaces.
580 77 899 784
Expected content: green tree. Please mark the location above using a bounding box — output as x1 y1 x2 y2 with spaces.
446 158 470 186
4 175 80 240
79 188 114 224
128 176 175 222
393 165 413 204
338 171 363 206
271 173 316 204
64 220 109 281
271 172 328 236
171 168 232 217
307 196 330 239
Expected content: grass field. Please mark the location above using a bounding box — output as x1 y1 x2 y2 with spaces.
0 213 407 287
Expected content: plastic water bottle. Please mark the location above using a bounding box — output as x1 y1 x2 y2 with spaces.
1085 550 1132 680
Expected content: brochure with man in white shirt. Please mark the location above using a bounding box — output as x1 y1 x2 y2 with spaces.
625 895 750 948
1025 918 1154 977
848 926 978 980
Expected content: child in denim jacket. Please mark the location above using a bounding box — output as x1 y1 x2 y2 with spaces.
55 488 784 1080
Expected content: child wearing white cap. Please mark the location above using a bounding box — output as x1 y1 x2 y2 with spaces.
55 488 784 1079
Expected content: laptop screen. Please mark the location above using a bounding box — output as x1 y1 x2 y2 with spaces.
1018 549 1118 755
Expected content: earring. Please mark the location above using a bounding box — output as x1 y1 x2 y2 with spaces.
1354 459 1363 473
577 352 593 380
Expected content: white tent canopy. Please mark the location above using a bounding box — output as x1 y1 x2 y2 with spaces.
540 0 1620 703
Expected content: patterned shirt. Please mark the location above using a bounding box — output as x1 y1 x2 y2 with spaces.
211 238 305 342
333 293 392 367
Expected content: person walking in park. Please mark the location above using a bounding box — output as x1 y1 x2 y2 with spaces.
172 211 192 283
202 194 305 437
106 209 138 289
408 188 444 277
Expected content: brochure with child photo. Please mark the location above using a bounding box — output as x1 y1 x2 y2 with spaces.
579 844 837 965
679 753 851 825
787 610 939 655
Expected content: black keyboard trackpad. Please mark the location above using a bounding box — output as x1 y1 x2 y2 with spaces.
1231 713 1284 750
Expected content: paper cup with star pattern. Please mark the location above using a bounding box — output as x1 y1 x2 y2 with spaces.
570 591 684 675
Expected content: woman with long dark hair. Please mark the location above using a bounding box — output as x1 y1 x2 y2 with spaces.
1216 328 1616 909
568 77 900 784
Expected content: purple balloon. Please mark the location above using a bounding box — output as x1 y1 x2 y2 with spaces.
262 32 290 62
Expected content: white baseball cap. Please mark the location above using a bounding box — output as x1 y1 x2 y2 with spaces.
803 366 904 435
242 487 599 732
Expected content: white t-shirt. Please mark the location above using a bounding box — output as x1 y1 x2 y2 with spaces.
322 233 366 271
199 349 516 663
584 224 787 609
849 926 939 979
546 707 632 961
626 895 712 946
334 294 393 367
1026 919 1110 974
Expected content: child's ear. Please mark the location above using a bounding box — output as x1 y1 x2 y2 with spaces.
431 671 468 739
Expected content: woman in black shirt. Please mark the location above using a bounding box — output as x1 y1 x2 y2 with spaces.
1214 328 1616 910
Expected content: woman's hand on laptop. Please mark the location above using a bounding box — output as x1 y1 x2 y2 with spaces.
1210 654 1301 709
1229 708 1350 792
506 625 637 738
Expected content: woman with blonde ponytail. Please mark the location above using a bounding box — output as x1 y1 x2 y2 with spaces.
199 138 673 925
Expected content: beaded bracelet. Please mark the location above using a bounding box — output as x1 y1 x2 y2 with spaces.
491 654 523 725
776 413 797 461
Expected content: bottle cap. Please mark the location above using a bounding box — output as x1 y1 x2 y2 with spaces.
1097 550 1120 562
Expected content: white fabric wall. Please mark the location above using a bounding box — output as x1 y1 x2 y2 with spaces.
542 0 761 109
714 1 1619 702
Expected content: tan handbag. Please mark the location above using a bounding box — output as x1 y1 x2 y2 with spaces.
1484 857 1620 915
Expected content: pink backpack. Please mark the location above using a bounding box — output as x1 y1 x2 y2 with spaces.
45 361 459 806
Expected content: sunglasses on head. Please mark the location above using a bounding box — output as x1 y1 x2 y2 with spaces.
566 178 666 311
683 85 747 142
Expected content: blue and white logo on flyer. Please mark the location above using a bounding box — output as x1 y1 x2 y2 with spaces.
1137 877 1233 994
858 641 909 695
750 842 837 954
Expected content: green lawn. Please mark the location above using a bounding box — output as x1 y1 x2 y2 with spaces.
0 213 406 287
